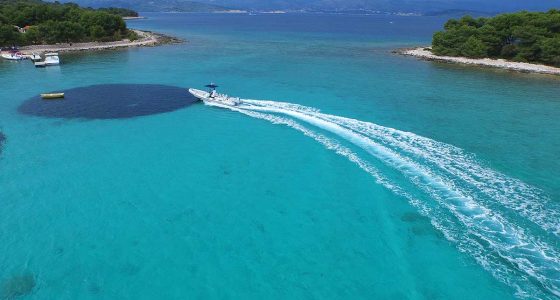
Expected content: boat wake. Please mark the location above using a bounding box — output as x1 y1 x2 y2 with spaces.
206 99 560 299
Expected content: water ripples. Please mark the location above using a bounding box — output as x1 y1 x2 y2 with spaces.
205 98 560 299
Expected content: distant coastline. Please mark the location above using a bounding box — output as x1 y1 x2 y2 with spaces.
398 47 560 76
16 30 182 55
123 16 147 20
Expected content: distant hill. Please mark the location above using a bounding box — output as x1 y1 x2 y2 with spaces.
65 0 230 12
56 0 560 14
192 0 560 14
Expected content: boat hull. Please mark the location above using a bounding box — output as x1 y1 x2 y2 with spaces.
1 53 24 60
188 88 241 106
43 53 60 66
188 88 210 101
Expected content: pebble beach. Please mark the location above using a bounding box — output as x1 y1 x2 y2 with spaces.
401 47 560 76
13 30 182 55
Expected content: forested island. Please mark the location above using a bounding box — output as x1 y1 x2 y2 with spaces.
0 0 139 46
73 0 229 13
96 7 138 18
432 10 560 67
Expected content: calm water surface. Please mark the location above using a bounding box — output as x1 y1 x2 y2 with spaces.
1 13 559 299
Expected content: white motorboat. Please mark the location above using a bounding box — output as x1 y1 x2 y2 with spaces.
44 53 60 66
1 51 25 60
189 83 241 106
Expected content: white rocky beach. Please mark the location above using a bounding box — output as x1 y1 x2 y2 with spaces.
402 47 560 76
16 30 181 55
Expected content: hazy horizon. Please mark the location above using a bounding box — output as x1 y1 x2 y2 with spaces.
64 0 560 13
200 0 560 12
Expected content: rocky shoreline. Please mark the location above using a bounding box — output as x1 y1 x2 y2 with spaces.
123 16 147 20
396 47 560 76
17 30 183 55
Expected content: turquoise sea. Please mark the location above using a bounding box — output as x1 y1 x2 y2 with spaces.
1 13 560 299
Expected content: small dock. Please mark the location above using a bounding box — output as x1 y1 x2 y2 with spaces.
27 53 42 62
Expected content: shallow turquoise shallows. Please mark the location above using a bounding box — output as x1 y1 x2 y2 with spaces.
1 13 559 300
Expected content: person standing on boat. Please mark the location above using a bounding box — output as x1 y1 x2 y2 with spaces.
206 83 219 98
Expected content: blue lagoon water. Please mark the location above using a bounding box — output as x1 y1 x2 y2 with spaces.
1 13 560 299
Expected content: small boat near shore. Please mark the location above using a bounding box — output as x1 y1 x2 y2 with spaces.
44 53 60 66
188 83 241 106
1 51 25 60
41 93 65 99
34 53 60 67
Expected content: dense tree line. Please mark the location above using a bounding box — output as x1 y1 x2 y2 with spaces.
432 10 560 66
0 0 138 46
97 7 138 18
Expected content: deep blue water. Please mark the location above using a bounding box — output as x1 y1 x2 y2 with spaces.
1 13 559 299
19 84 198 119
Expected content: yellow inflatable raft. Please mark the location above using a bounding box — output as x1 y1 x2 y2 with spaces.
41 93 65 99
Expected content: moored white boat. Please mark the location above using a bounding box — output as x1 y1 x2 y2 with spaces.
44 53 60 66
1 51 25 60
189 83 241 106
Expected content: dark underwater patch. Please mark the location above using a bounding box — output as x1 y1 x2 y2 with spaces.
0 132 5 156
18 84 198 120
400 212 425 223
1 273 36 299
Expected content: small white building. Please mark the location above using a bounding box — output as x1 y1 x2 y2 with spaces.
13 25 31 33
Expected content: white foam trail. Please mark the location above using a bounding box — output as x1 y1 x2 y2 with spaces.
208 101 460 244
243 100 560 238
320 114 560 236
226 101 560 298
208 102 400 195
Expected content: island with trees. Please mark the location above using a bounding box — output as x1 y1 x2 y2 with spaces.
0 0 139 47
402 9 560 75
96 7 139 18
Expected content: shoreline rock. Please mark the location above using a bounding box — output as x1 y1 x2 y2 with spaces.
16 30 183 55
123 16 147 20
396 47 560 76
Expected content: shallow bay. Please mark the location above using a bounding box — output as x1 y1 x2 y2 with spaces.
1 13 559 299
